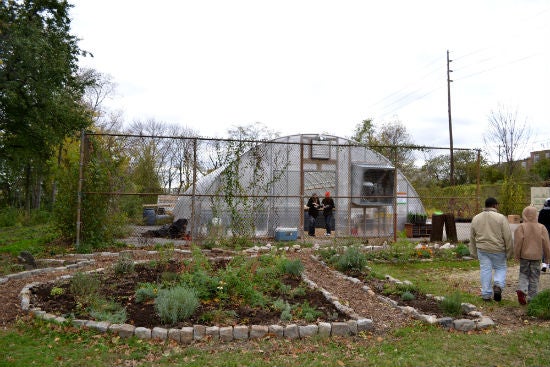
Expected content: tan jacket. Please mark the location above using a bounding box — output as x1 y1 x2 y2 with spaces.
469 207 513 259
514 206 550 261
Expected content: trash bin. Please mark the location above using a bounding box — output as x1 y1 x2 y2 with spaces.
430 214 445 242
143 207 156 225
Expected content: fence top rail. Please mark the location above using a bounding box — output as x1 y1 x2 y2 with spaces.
84 132 480 152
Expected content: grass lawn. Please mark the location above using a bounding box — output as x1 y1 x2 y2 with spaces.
1 224 550 366
1 317 549 367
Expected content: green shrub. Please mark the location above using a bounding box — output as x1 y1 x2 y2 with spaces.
50 287 65 297
401 291 415 301
527 290 550 319
294 301 322 322
89 298 127 323
455 243 471 257
113 253 135 275
70 272 100 302
135 283 158 303
335 246 367 273
290 286 307 298
440 292 463 317
155 286 199 324
280 259 304 276
279 302 292 321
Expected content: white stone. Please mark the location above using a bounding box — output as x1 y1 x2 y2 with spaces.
283 324 299 339
298 324 318 338
152 327 168 340
233 325 249 340
219 326 233 342
181 327 194 344
250 325 269 339
268 324 284 337
134 327 152 339
206 326 220 340
318 322 331 337
193 325 206 340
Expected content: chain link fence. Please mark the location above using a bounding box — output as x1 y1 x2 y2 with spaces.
77 131 520 247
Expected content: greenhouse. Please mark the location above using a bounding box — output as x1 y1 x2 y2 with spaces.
172 134 425 239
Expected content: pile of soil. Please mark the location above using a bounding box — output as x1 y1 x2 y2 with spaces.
30 260 349 329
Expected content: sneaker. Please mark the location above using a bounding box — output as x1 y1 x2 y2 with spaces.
516 290 527 305
325 233 331 236
482 297 492 302
542 263 548 272
493 285 502 302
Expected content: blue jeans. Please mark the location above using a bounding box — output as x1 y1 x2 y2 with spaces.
324 213 333 234
308 216 317 236
477 250 507 299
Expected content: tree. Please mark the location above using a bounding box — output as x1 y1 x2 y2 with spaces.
0 0 92 211
350 119 376 145
418 150 483 187
484 105 531 176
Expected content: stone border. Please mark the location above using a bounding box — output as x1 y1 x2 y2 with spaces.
310 254 495 332
19 249 374 342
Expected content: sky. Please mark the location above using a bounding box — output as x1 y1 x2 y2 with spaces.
69 0 550 160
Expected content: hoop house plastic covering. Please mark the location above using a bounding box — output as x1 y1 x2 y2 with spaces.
172 134 424 238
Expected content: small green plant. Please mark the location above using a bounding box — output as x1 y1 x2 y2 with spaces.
401 291 415 301
335 246 367 273
113 252 135 275
454 243 471 257
135 283 158 303
70 272 100 303
155 285 199 324
527 289 550 319
50 286 65 297
294 301 322 322
281 259 304 276
89 298 127 323
198 310 238 324
440 292 463 317
290 286 307 298
279 302 292 321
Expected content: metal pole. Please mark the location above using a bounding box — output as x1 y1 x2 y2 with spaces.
447 50 455 186
299 138 305 240
393 147 398 242
190 138 198 240
76 129 85 249
475 149 481 213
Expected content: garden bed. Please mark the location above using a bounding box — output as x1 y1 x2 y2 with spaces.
30 257 349 329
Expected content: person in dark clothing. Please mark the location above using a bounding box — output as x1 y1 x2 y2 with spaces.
538 198 550 272
306 193 321 236
321 191 335 236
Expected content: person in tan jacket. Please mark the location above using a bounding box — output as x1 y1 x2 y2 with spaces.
469 197 513 302
514 205 550 304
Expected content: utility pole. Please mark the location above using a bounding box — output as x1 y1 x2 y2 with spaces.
447 50 454 185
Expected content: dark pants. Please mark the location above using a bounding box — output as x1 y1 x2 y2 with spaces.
324 213 333 234
308 216 317 236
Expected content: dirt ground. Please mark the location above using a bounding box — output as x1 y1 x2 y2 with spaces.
1 248 549 334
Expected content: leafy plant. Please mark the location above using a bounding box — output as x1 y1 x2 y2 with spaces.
455 243 471 257
527 289 550 319
135 283 158 303
70 272 100 303
50 287 65 297
294 301 322 322
89 298 127 323
280 258 304 276
113 252 135 275
401 291 415 301
155 285 199 324
335 246 367 273
440 292 463 317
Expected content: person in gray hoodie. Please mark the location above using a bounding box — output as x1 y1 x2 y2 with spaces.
514 205 550 304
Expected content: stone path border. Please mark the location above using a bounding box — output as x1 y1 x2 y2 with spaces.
17 247 495 343
18 249 374 342
309 254 495 332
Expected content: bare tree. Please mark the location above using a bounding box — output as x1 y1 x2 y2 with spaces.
484 104 531 176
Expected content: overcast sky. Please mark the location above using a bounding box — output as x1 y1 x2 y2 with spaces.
69 0 550 159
